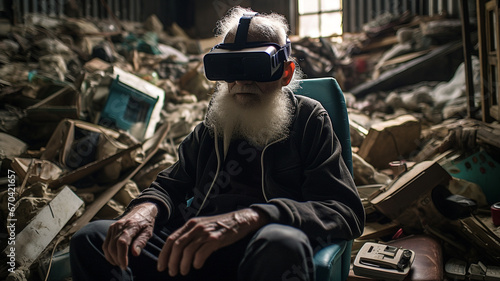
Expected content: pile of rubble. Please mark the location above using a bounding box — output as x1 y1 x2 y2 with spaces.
0 10 499 281
324 12 500 279
0 13 214 281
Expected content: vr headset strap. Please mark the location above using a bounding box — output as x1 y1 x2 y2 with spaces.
234 12 258 46
277 40 291 62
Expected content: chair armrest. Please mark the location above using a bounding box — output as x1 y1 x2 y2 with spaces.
314 240 353 281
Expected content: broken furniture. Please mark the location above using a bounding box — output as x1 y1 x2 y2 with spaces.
477 0 500 122
37 123 170 281
369 160 452 232
295 77 353 281
349 40 464 98
368 157 500 267
38 118 143 188
25 85 81 122
66 122 170 236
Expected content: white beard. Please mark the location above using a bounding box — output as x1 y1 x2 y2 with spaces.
205 82 293 153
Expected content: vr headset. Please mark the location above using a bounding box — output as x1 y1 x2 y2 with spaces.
203 13 291 82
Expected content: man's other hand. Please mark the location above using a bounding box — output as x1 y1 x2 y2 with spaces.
102 202 158 270
157 208 268 276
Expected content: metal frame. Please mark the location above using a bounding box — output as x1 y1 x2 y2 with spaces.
12 0 142 22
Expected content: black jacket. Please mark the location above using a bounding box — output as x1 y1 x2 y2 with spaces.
130 91 365 242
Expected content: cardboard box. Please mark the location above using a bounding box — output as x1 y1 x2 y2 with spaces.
370 160 452 231
359 115 421 169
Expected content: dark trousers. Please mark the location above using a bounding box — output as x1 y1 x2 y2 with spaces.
70 220 314 281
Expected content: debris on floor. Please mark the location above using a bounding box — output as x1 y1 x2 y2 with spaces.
0 10 499 281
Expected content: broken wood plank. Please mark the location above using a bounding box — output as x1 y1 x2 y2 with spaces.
379 49 432 68
3 186 83 268
47 143 141 189
350 40 463 97
477 126 500 148
66 122 170 235
360 35 399 53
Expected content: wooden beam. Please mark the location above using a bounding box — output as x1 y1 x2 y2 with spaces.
360 36 399 53
459 0 478 119
350 40 463 97
477 126 500 148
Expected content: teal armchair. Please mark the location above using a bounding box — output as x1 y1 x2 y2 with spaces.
294 78 354 281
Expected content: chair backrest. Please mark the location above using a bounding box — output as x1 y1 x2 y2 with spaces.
295 78 354 281
294 78 353 176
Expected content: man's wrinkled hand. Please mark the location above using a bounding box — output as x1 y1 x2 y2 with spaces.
157 208 268 277
102 202 158 270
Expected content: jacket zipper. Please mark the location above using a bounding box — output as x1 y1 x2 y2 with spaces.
260 136 287 202
196 126 288 214
195 126 222 216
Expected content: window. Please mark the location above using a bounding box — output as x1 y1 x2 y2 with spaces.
298 0 343 38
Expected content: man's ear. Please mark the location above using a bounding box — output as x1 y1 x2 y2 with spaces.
281 61 295 86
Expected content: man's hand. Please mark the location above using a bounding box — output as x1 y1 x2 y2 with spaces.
102 202 158 270
157 208 268 276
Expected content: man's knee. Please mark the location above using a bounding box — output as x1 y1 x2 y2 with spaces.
70 220 112 254
251 224 311 256
239 224 314 281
